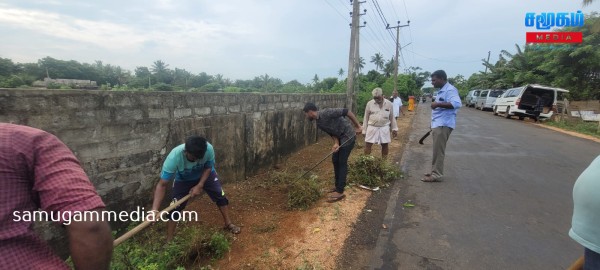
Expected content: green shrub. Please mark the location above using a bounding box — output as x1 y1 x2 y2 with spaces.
287 175 323 210
349 155 401 187
152 83 173 91
207 232 230 259
46 82 61 89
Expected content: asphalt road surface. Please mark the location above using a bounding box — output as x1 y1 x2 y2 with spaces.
368 103 600 270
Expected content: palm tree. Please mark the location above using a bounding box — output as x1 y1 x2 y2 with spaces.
370 53 384 71
383 58 395 77
358 57 365 73
151 60 169 74
312 74 319 85
151 60 171 84
583 0 594 6
338 68 344 78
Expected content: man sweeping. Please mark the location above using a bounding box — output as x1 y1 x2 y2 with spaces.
150 136 240 242
303 103 362 202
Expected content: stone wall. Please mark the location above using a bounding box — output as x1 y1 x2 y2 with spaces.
0 88 346 255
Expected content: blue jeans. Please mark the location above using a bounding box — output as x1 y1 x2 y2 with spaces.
585 248 600 270
332 139 355 193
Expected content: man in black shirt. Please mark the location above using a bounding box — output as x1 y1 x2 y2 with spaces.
303 103 362 202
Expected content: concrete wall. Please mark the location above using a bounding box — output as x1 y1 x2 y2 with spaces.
0 88 346 255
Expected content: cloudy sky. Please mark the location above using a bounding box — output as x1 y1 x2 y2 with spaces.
0 0 598 84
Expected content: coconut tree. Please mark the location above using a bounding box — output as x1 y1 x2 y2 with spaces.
338 68 344 78
358 57 365 73
370 53 384 71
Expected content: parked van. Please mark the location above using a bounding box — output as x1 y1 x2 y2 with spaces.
493 84 569 120
493 87 526 118
475 89 504 111
465 89 481 107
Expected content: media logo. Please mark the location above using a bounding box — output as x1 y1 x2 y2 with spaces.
525 11 584 44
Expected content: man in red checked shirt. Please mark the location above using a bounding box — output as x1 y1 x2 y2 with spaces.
0 123 113 269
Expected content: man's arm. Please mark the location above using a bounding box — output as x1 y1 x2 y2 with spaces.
362 103 370 134
29 130 113 269
190 168 212 197
67 208 113 270
346 111 363 134
388 105 399 135
432 88 462 110
331 136 340 152
151 179 170 211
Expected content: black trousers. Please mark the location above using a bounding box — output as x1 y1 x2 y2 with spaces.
332 139 355 193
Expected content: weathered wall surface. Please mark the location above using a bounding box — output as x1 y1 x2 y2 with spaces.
0 88 345 255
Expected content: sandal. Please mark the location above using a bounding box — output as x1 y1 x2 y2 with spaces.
327 188 337 193
421 175 442 182
224 223 241 234
327 194 346 203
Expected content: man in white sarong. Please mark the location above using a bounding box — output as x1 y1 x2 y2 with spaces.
363 87 398 159
390 90 403 119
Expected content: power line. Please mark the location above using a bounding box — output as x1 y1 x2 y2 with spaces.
386 0 401 24
323 0 351 23
400 0 416 67
370 0 396 43
363 8 395 54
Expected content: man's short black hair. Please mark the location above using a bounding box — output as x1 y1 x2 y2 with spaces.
431 70 447 81
185 136 208 159
303 102 318 112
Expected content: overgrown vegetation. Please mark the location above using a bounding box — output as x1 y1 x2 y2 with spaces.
545 119 600 138
109 222 230 269
287 174 323 210
348 155 401 188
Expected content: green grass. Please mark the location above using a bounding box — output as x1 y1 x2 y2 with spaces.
108 222 230 269
544 119 600 139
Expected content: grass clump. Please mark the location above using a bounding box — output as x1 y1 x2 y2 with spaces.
207 232 230 260
349 155 401 188
287 174 323 210
110 222 230 269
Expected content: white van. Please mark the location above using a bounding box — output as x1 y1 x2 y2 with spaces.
493 87 526 118
465 89 481 107
493 84 569 120
475 89 504 111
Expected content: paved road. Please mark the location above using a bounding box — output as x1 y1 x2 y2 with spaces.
369 104 600 270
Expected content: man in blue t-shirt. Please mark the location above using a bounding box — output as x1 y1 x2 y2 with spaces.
150 136 240 242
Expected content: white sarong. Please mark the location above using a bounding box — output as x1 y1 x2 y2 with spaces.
365 125 391 144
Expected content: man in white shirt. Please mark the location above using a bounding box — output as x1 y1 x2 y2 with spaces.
363 87 398 159
389 90 403 119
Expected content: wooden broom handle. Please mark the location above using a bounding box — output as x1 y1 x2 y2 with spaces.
113 194 191 247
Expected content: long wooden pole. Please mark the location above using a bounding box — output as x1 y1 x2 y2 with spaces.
567 256 584 270
113 194 191 247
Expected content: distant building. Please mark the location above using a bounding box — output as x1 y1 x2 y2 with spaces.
33 78 98 89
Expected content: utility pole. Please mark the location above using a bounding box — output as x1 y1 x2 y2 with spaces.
346 0 365 113
387 20 410 93
484 51 491 73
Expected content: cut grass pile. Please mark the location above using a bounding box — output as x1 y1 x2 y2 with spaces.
348 155 401 188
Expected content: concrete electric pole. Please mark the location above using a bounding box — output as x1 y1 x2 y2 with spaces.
346 0 365 113
387 20 410 93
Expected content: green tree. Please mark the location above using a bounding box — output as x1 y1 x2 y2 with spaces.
358 57 366 73
338 68 344 78
151 60 172 84
370 53 384 71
